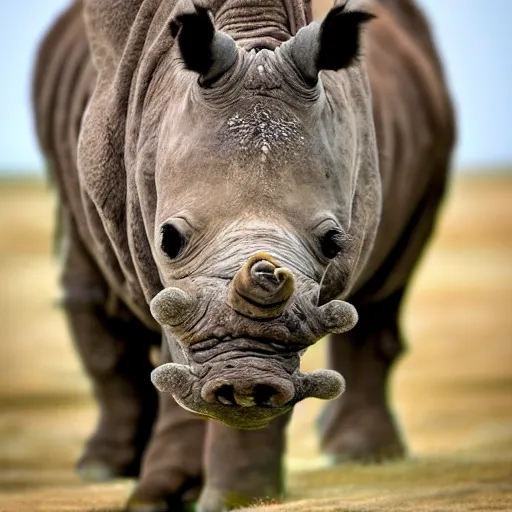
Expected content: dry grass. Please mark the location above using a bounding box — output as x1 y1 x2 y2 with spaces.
0 174 511 511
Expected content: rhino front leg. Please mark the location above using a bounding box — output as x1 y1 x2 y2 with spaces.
127 339 206 512
62 220 158 480
198 413 291 512
319 290 406 462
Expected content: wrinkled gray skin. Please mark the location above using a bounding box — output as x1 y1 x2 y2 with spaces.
33 0 455 510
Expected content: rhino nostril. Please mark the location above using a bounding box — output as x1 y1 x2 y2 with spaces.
253 384 279 406
215 385 235 405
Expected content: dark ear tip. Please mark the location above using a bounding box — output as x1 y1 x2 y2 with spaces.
194 5 210 17
349 10 377 22
174 5 212 22
324 5 376 25
170 5 237 82
170 19 181 38
327 2 348 16
169 6 213 38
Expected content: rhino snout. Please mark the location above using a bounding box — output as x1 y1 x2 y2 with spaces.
201 376 295 408
151 361 345 429
227 251 295 319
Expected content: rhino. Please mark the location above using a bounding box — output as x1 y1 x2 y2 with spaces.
33 0 455 510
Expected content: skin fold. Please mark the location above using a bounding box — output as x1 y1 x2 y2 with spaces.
33 0 455 510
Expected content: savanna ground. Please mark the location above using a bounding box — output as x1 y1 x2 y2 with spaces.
0 173 511 512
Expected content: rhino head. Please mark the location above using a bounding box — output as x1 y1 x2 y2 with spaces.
143 3 380 429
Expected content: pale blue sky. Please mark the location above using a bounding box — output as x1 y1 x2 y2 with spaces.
1 0 511 174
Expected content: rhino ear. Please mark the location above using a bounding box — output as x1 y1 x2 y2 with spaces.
288 3 375 85
170 6 238 85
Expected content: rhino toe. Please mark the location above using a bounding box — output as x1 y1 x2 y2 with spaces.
198 487 278 512
76 456 141 482
321 405 406 463
125 497 194 512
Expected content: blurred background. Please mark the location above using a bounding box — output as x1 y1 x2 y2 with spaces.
0 1 511 511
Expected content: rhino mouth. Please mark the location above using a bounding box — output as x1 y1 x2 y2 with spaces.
151 341 345 429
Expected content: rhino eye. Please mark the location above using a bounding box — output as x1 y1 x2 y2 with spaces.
161 223 186 259
320 228 343 259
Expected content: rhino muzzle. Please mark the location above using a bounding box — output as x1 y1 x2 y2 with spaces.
151 360 345 429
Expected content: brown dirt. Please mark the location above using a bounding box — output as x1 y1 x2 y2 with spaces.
0 174 511 511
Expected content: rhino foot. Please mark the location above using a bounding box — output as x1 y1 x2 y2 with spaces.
125 489 198 512
320 405 406 463
76 440 144 481
126 468 202 512
126 472 201 512
77 459 138 482
197 488 280 512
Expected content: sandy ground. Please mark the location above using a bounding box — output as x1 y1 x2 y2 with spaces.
0 174 511 511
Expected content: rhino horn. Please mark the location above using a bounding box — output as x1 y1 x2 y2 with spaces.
296 369 346 401
317 298 359 334
170 6 238 86
227 252 295 319
286 3 375 86
151 363 197 396
150 287 198 327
